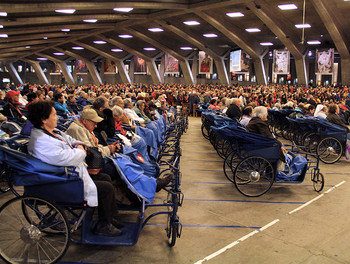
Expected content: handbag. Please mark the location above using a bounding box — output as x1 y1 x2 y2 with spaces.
85 146 104 174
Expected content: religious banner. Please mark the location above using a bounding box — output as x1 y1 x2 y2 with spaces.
315 48 334 74
75 59 88 73
103 58 117 74
165 53 179 74
134 56 147 74
273 50 290 74
198 51 213 74
230 50 250 73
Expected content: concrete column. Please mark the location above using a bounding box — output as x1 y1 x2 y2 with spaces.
146 59 161 83
129 58 135 84
57 61 75 85
191 53 198 85
295 56 308 87
85 61 102 85
263 53 270 84
179 60 194 85
28 61 50 85
214 57 230 85
159 55 165 83
341 57 350 86
253 57 267 85
5 62 23 85
115 60 131 84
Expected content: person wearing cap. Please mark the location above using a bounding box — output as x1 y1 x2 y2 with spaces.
1 90 27 124
27 101 123 236
66 108 120 158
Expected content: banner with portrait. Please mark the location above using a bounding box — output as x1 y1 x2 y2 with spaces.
230 50 250 73
315 48 334 74
103 58 117 74
75 59 88 73
165 53 179 74
198 51 213 74
273 50 290 74
134 56 147 74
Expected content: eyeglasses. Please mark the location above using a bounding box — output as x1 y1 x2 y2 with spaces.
88 120 97 125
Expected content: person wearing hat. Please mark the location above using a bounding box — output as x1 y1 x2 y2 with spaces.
66 108 120 157
1 90 27 124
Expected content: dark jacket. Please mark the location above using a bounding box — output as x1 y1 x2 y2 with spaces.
226 103 242 120
246 117 273 138
327 113 349 132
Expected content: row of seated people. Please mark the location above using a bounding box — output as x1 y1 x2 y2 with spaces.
0 90 177 237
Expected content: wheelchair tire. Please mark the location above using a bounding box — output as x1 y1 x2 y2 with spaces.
201 123 209 140
0 169 10 193
312 172 324 192
0 196 70 264
303 133 319 153
317 137 343 164
167 219 178 247
234 156 274 197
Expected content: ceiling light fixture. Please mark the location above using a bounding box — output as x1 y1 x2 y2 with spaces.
53 52 65 56
245 28 261 32
226 12 244 17
37 57 48 61
0 25 3 28
61 28 70 32
183 21 200 26
55 9 76 14
0 12 7 16
25 46 30 48
93 40 107 44
278 4 298 10
113 7 133 12
260 42 273 46
180 47 193 50
43 37 48 39
203 33 218 38
72 46 84 50
148 28 164 32
144 47 156 51
111 48 123 52
83 19 98 23
0 34 8 38
295 24 311 28
119 34 133 38
307 40 321 45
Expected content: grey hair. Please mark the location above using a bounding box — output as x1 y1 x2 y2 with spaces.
111 105 124 117
123 98 132 107
231 98 240 106
252 106 268 119
93 96 108 109
136 100 145 108
110 96 122 106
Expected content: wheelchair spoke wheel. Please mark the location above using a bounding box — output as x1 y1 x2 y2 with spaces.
312 172 324 192
0 196 70 264
166 214 178 247
317 137 343 164
234 156 274 197
201 123 209 139
0 169 10 193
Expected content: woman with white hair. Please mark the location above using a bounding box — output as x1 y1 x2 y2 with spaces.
314 104 327 119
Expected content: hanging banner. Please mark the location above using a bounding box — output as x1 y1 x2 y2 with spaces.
75 59 88 73
134 56 147 74
103 58 117 74
198 51 213 74
273 50 290 74
165 54 179 74
315 48 334 74
230 50 250 73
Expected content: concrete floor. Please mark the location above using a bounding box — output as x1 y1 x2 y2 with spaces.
1 116 349 263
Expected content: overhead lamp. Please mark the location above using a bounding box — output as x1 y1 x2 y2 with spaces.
180 47 193 50
93 40 107 44
260 42 273 46
307 40 321 45
203 33 217 38
119 34 133 38
83 19 98 23
0 25 3 28
53 52 65 56
72 46 84 50
148 28 164 32
25 46 31 48
245 28 261 32
111 48 123 52
278 4 298 10
113 7 133 12
55 9 76 14
226 12 244 17
144 47 156 51
61 28 70 32
183 21 200 26
295 24 311 28
308 51 312 56
0 12 7 16
0 34 8 38
37 57 48 61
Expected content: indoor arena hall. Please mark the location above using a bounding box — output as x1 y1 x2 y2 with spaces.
1 0 350 263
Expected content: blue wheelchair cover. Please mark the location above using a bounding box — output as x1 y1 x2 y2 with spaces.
110 154 157 203
136 125 158 158
276 152 308 182
0 145 79 186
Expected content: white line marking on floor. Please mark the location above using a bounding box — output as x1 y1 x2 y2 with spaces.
335 181 346 188
289 194 324 215
324 187 334 194
238 230 259 242
259 219 280 231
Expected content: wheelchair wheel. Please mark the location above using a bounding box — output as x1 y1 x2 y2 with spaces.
312 171 324 192
317 137 343 164
166 214 178 247
303 133 319 153
0 169 10 193
0 196 70 264
234 156 274 197
201 123 209 139
223 149 239 183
